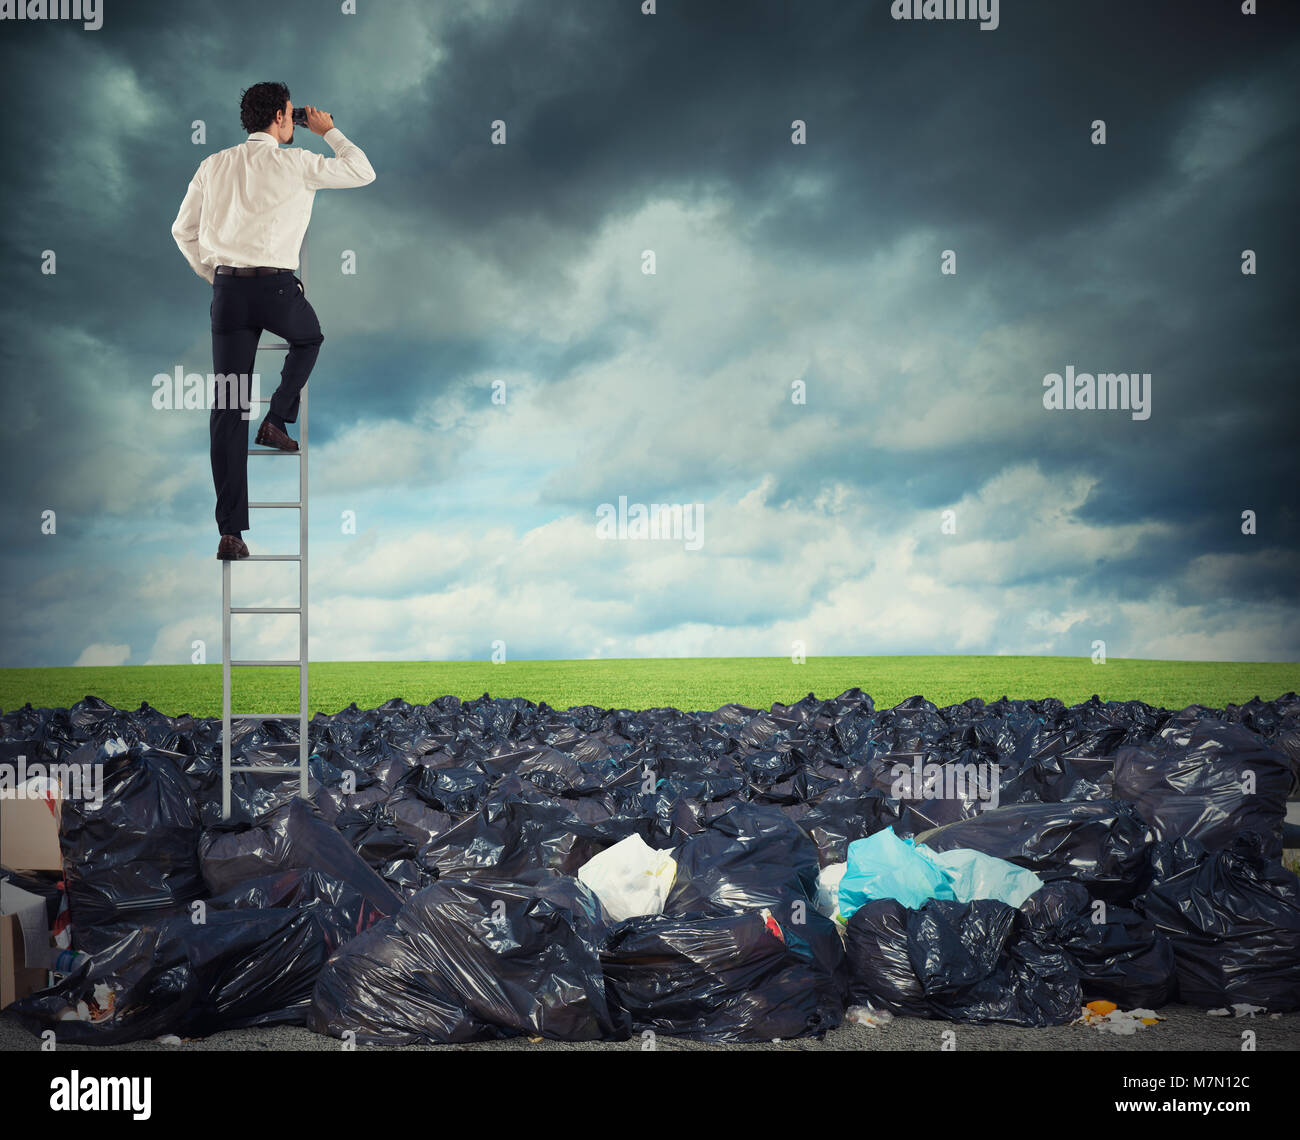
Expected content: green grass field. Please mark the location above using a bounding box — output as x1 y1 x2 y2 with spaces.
0 656 1297 718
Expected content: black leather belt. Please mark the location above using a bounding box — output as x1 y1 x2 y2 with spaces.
215 265 293 276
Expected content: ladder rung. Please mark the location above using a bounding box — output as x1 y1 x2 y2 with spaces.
229 765 303 774
248 501 301 508
243 554 301 561
230 712 304 720
257 345 290 353
229 606 301 614
230 659 303 667
247 449 301 456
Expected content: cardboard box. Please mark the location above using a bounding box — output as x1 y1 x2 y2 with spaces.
0 795 62 871
2 880 52 1007
2 914 49 1006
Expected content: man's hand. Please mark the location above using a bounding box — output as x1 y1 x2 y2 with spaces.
305 106 334 135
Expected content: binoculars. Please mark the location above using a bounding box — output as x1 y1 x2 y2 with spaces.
290 106 332 127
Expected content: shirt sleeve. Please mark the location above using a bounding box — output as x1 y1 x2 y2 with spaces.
302 127 377 190
171 163 213 283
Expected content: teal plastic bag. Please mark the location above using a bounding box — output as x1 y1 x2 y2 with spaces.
838 827 954 917
838 827 1042 918
929 847 1042 908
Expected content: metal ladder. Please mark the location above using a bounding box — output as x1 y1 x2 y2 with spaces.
220 235 310 819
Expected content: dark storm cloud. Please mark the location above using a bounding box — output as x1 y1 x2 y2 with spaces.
0 0 1297 666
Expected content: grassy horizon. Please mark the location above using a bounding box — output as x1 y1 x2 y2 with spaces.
0 655 1297 719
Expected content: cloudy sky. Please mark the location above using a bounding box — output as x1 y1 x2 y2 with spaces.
0 0 1297 669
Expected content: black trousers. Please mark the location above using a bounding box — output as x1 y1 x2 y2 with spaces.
209 271 323 535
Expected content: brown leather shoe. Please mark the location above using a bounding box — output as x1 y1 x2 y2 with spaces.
255 418 299 451
217 534 250 560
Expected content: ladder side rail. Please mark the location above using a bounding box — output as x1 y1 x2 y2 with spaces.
298 234 310 796
221 563 233 819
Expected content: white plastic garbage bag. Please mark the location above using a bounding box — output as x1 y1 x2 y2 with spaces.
814 862 847 920
577 833 677 922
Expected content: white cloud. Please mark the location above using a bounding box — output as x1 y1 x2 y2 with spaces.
161 459 1280 665
73 643 131 667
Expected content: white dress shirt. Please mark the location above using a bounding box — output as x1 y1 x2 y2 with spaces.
171 127 375 283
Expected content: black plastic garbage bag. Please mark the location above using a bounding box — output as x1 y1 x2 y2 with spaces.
911 900 1080 1025
908 898 1016 995
59 744 204 936
843 897 1081 1026
1142 833 1300 1011
843 899 931 1016
417 789 608 879
601 908 844 1041
1138 835 1206 898
997 723 1119 805
332 803 421 866
871 750 996 836
204 867 387 947
222 771 323 831
800 788 898 865
1113 718 1293 858
400 761 492 813
665 800 848 1008
664 802 820 916
199 798 401 919
917 800 1149 903
375 858 432 899
6 907 339 1043
309 869 628 1044
384 784 453 847
1020 881 1176 1009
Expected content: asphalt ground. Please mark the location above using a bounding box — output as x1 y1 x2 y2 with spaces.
3 1003 1296 1052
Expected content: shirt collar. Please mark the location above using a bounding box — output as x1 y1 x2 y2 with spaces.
247 132 278 144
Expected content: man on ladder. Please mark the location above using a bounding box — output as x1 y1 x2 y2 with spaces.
170 80 376 560
171 82 375 818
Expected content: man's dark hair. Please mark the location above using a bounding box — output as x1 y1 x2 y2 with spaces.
239 82 291 134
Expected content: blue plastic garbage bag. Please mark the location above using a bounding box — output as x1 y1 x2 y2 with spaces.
838 827 1042 919
929 847 1042 909
838 827 953 917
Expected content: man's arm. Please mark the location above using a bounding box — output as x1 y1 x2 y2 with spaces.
171 164 213 283
301 107 376 190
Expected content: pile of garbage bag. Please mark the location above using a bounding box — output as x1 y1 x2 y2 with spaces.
844 896 1082 1025
59 744 205 931
1143 832 1300 1010
310 870 629 1044
2 688 1297 1044
1020 881 1177 1010
12 904 350 1044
